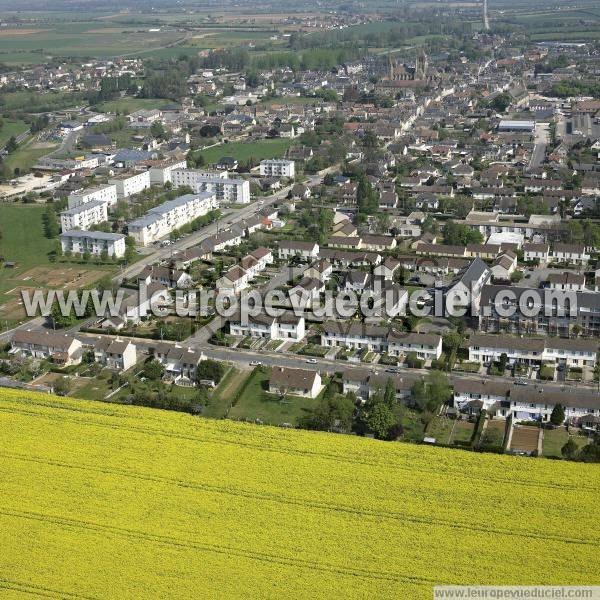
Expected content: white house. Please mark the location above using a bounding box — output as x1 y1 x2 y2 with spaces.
468 334 598 369
60 231 126 258
216 265 250 293
89 337 137 371
60 200 108 232
548 272 586 292
550 243 590 266
277 240 319 260
268 366 321 399
11 330 82 366
523 242 549 263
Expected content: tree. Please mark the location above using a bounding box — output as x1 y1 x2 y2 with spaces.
498 353 508 373
301 393 354 432
489 92 511 113
411 371 451 414
150 121 166 140
196 359 225 385
143 359 164 381
367 402 396 440
383 378 396 408
53 376 71 396
550 404 565 426
5 135 18 154
561 437 578 460
443 221 483 245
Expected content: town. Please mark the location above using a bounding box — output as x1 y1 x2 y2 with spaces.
1 0 600 461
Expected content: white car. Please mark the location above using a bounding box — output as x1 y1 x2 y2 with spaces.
249 360 262 366
305 359 317 364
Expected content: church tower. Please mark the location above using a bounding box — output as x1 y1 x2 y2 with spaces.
416 51 428 80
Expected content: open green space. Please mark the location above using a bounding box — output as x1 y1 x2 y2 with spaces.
0 119 28 148
200 138 293 165
203 367 250 419
227 367 323 426
542 427 589 458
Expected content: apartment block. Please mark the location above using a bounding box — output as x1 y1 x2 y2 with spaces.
171 169 250 204
127 192 217 246
60 200 108 232
60 230 126 258
259 159 295 178
109 170 151 198
67 184 118 209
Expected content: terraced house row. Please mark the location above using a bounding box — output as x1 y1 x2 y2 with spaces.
320 322 442 361
468 334 599 368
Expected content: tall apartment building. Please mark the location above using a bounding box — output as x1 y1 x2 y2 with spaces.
260 159 295 178
127 192 217 246
109 170 151 198
67 184 118 209
60 200 108 232
148 159 188 185
60 231 126 258
171 169 250 204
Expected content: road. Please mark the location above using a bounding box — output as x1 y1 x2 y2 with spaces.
72 328 597 396
530 123 549 169
116 172 323 283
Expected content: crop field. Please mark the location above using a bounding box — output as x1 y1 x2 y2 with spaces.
0 389 599 598
0 21 186 64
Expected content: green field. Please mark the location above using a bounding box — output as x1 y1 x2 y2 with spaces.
0 389 599 598
228 367 322 425
0 203 116 325
0 203 56 281
542 428 589 457
200 138 293 165
0 21 186 64
0 119 28 148
2 138 58 177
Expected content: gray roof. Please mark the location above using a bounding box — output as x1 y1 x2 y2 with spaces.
60 230 124 241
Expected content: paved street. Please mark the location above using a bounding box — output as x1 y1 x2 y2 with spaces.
530 122 549 168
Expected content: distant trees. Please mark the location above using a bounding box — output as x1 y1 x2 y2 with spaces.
489 92 511 113
143 359 165 381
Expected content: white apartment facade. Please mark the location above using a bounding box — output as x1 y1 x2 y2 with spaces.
60 200 108 232
127 192 217 246
171 169 251 204
60 230 126 258
67 184 118 209
109 170 151 198
148 159 188 185
260 159 295 178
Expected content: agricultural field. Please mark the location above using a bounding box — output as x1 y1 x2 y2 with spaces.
0 21 187 64
0 389 599 598
200 138 293 165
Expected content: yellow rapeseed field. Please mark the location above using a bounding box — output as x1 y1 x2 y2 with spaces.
0 388 599 599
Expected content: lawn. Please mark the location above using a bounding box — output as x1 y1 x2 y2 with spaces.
228 366 322 426
425 416 454 444
0 119 28 148
2 138 58 176
1 388 599 598
200 138 293 165
449 419 475 445
204 367 250 419
0 203 116 325
542 427 589 458
0 203 56 290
